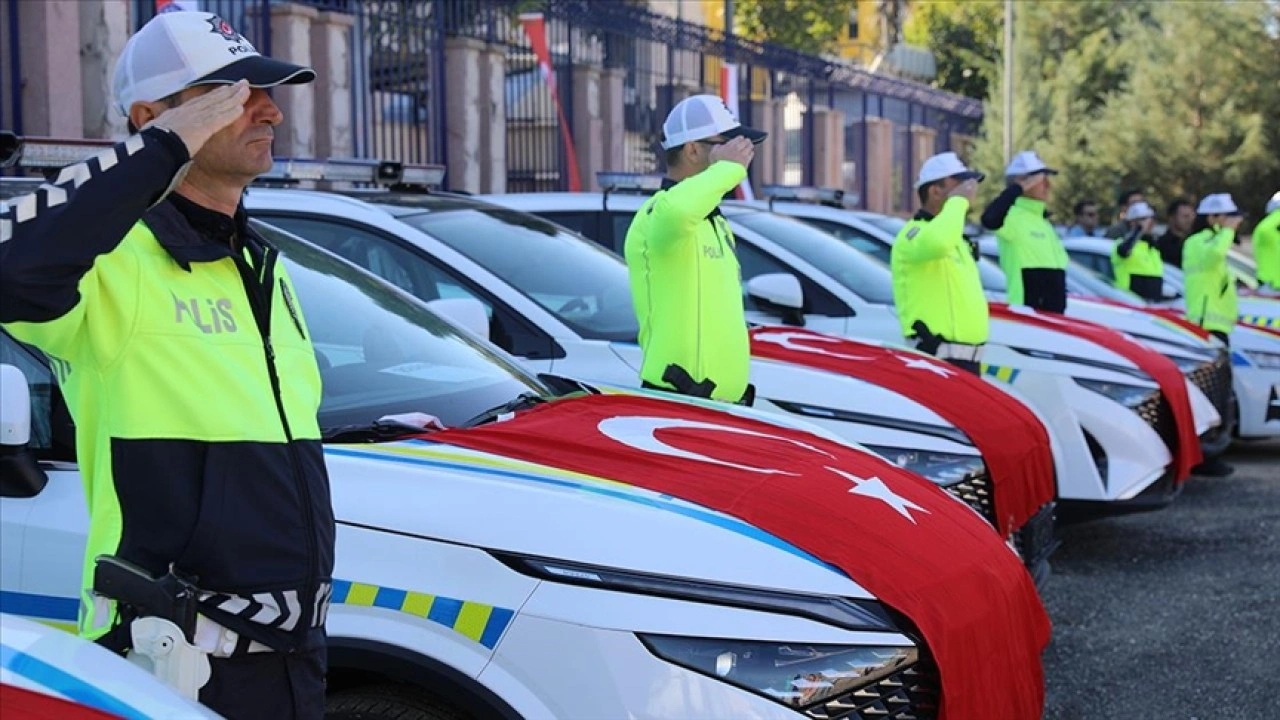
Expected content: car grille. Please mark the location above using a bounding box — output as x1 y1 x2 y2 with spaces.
1187 353 1232 419
948 469 996 527
1135 390 1178 451
804 652 941 720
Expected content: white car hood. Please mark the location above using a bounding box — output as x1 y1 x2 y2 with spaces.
323 441 871 599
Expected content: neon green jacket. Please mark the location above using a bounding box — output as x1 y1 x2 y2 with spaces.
1111 234 1164 291
1182 225 1238 334
994 196 1068 305
624 161 751 402
891 197 989 345
1254 209 1280 288
0 129 333 652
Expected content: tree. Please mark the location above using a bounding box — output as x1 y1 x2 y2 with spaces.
967 0 1280 224
734 0 859 55
903 0 1002 100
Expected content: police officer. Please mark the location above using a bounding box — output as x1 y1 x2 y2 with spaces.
1183 193 1245 344
891 152 989 374
980 150 1070 313
623 95 766 405
0 12 332 719
1254 191 1280 292
1111 201 1166 301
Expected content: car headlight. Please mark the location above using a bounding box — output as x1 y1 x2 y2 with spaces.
1243 350 1280 369
1074 378 1158 408
861 445 985 487
638 634 926 713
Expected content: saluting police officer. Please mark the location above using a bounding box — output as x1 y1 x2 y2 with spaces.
891 152 989 375
1111 201 1166 302
980 150 1070 313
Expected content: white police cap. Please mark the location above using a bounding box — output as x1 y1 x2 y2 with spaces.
1266 191 1280 215
1124 201 1156 221
915 152 984 189
1196 193 1240 215
1004 150 1058 177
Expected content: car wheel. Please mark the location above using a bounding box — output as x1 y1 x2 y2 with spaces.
327 684 472 720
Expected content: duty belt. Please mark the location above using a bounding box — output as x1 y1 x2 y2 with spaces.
910 320 984 362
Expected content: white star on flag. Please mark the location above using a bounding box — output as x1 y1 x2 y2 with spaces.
827 467 930 524
896 354 954 378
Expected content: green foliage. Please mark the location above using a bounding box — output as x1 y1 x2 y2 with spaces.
968 0 1280 224
734 0 859 54
904 0 1002 100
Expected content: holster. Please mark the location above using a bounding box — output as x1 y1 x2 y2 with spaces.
662 364 717 399
93 556 201 645
911 320 942 355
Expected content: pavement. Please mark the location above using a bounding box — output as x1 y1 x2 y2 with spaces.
1042 439 1280 719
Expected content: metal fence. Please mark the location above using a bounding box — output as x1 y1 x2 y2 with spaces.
5 0 982 207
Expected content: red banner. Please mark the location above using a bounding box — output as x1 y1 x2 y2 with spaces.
991 303 1202 482
748 327 1056 537
423 394 1050 720
519 13 582 192
1068 294 1212 340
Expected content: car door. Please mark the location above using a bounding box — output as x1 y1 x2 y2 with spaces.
0 333 88 631
252 214 564 364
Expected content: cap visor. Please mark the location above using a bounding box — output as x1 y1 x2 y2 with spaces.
193 55 316 89
954 170 985 183
723 125 768 145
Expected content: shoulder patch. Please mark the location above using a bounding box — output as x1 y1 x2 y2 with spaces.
906 227 921 240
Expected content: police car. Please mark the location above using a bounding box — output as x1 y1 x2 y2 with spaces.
0 204 1048 719
0 612 222 719
1057 234 1280 329
482 185 1225 514
741 201 1265 451
230 180 1063 571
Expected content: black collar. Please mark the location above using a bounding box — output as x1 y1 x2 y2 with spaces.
913 208 935 221
662 176 724 219
142 194 265 272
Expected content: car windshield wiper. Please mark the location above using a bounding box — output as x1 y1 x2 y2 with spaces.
322 415 442 444
459 392 548 429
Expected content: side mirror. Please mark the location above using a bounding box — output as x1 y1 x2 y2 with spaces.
0 363 47 498
0 364 31 447
426 297 491 339
746 273 804 310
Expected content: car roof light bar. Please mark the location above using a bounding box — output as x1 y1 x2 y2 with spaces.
596 171 665 193
4 136 115 170
760 184 859 209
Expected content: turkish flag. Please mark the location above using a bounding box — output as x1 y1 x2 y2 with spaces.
1067 294 1213 341
990 303 1202 482
425 394 1050 720
749 326 1056 538
0 684 122 719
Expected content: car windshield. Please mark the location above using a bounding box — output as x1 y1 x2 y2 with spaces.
396 208 640 341
731 211 896 304
253 220 546 430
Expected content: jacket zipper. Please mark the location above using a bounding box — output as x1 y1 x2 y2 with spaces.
234 239 318 644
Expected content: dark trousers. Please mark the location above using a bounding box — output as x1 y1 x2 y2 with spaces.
199 644 328 720
1210 330 1230 347
1021 268 1067 314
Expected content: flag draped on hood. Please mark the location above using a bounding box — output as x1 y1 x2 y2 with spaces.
423 393 1051 719
989 303 1202 482
748 326 1056 537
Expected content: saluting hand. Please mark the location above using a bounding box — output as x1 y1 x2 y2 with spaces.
949 179 978 203
144 80 252 158
1221 215 1243 231
710 136 756 170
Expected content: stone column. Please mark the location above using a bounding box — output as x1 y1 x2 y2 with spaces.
864 116 895 214
444 36 485 194
599 67 626 175
813 108 846 189
748 98 775 186
771 98 787 184
571 63 603 190
309 10 355 158
17 0 84 138
479 42 506 194
267 2 318 157
909 124 937 189
79 0 130 140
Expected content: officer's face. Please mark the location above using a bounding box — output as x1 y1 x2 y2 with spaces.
1171 205 1196 233
177 84 283 182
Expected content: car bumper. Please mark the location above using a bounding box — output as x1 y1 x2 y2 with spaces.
1013 504 1059 589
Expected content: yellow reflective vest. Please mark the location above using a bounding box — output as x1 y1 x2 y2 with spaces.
1183 225 1238 334
623 161 751 403
891 197 990 345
